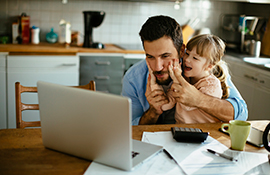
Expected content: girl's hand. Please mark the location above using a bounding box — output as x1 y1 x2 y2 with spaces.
170 60 201 107
168 58 181 84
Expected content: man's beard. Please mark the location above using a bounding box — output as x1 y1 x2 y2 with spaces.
153 71 172 85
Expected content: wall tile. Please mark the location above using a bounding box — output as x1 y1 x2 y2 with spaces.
19 0 30 11
29 1 40 11
1 0 269 46
40 0 51 11
8 0 19 11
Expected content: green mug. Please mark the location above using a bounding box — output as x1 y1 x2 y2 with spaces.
221 120 251 151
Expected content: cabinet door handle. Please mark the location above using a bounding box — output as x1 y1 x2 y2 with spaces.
62 63 77 66
95 61 111 65
94 76 110 80
244 74 257 81
244 74 252 79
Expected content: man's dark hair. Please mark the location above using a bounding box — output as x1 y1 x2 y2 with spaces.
139 15 183 53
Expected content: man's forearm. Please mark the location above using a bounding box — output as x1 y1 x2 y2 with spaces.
197 93 234 122
139 106 160 125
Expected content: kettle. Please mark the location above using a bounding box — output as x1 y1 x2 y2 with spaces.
263 122 270 152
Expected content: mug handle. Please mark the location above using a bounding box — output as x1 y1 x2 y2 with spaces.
221 123 230 134
263 122 270 152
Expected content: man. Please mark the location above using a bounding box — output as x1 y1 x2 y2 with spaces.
122 15 248 125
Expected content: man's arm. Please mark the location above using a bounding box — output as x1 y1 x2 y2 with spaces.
139 106 162 125
196 93 234 122
171 66 238 122
225 76 248 121
172 82 234 122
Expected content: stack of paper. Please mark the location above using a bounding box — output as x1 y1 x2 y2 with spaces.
84 131 270 175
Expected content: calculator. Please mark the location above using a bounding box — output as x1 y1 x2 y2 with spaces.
171 127 209 143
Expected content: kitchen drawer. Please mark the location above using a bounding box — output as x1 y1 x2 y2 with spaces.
81 74 122 86
257 73 270 89
79 55 124 95
124 54 144 68
0 55 6 68
124 58 143 72
7 55 79 128
80 57 123 78
96 83 122 94
233 64 258 83
80 55 123 70
7 55 79 68
0 54 7 129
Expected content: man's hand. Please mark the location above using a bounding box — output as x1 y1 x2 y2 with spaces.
139 62 169 125
145 74 168 115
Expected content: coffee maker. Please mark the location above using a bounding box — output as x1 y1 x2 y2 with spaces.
83 11 105 49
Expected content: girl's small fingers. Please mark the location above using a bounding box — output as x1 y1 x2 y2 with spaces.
173 58 178 67
169 63 178 83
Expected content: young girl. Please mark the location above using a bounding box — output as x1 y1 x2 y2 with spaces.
170 34 230 123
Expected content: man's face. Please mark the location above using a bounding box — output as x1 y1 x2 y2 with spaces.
144 36 180 85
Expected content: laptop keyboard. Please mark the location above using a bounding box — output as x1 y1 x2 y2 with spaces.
132 151 139 158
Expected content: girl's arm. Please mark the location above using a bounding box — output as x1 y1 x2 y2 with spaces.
171 65 234 122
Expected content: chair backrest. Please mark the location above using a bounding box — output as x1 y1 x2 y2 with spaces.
15 81 96 129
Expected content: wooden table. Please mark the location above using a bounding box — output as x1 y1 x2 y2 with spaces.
0 122 269 174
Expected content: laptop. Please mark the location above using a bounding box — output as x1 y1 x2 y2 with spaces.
37 81 163 171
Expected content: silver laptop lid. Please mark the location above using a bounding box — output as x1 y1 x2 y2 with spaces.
37 81 133 171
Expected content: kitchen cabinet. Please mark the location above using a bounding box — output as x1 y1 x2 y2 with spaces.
0 53 7 129
224 55 270 120
252 85 270 120
252 72 270 120
79 53 145 95
124 54 145 74
231 76 255 116
7 55 79 129
80 53 125 95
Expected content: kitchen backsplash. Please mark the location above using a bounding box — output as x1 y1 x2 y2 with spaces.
0 0 269 45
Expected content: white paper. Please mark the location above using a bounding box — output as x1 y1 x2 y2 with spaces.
142 131 270 175
84 131 270 175
83 152 181 175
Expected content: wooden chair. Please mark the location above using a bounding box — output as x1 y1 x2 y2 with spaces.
15 81 96 129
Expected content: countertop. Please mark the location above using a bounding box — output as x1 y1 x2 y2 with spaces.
1 43 270 72
0 43 145 55
225 50 270 71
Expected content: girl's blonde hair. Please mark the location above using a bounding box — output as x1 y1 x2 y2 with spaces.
186 34 229 99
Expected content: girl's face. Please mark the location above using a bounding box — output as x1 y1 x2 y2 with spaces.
183 47 212 84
